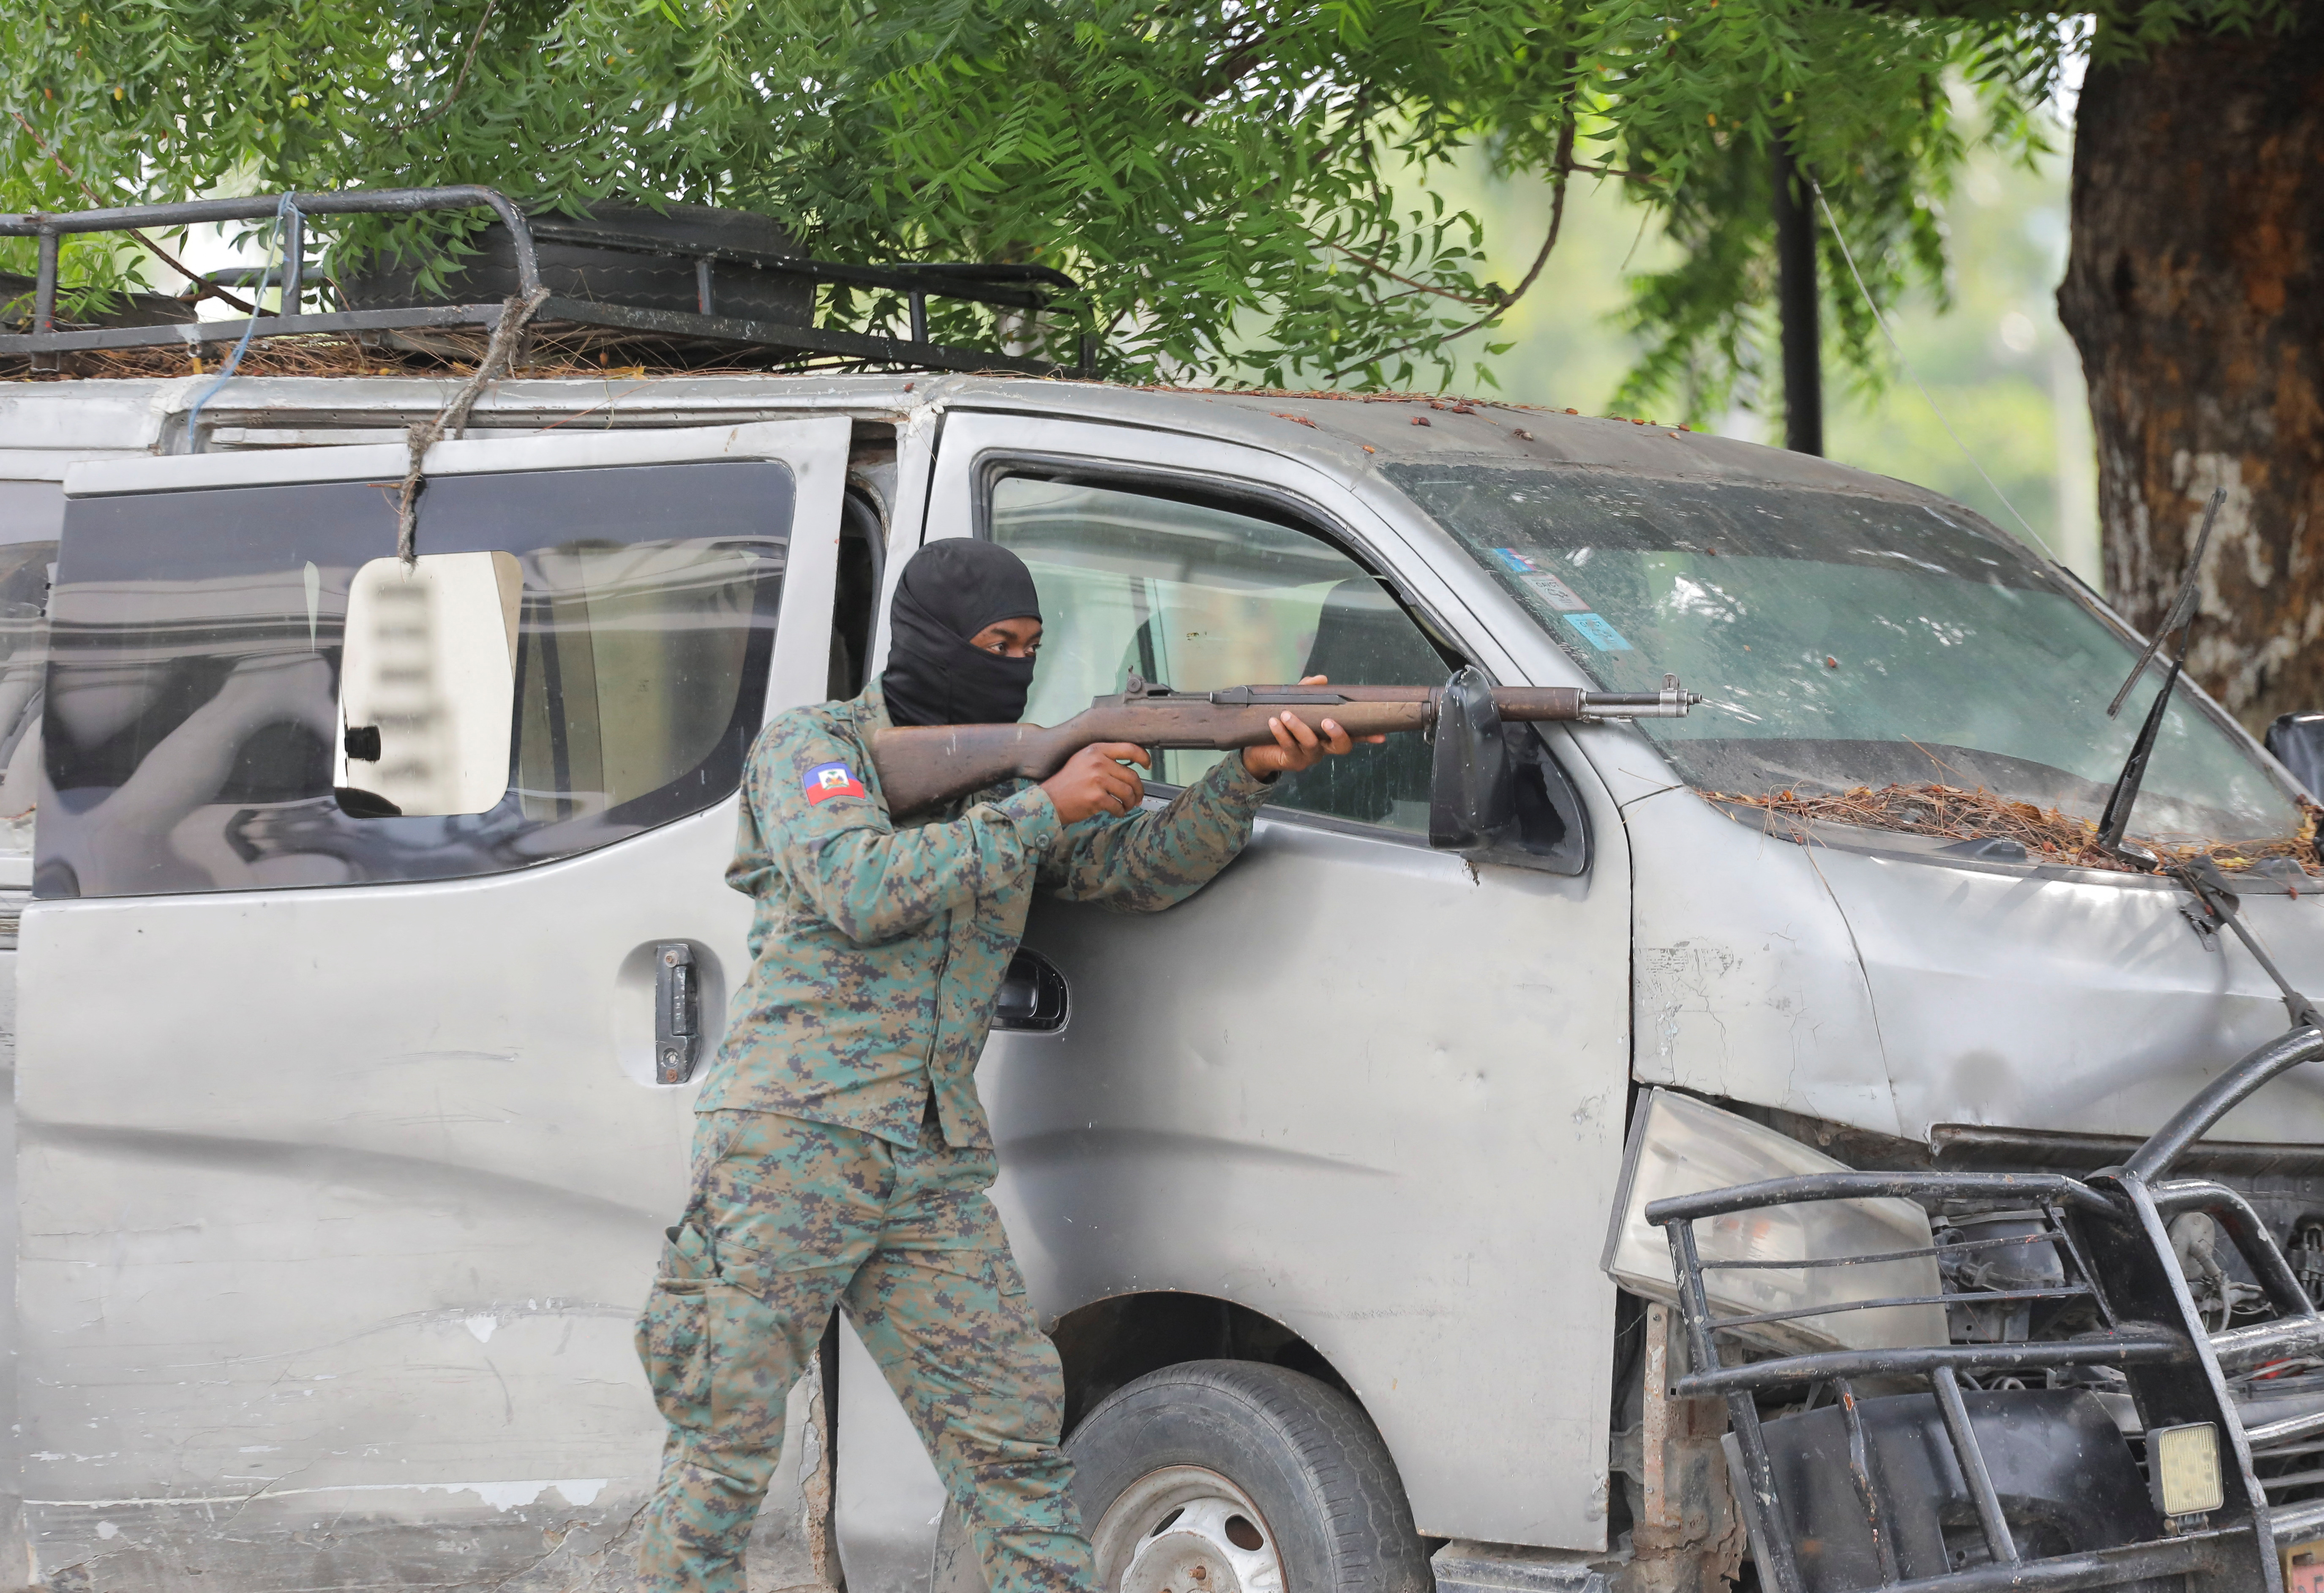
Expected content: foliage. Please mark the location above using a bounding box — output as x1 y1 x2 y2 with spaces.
0 0 2297 404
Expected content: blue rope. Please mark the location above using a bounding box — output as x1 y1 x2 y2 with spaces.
185 194 297 453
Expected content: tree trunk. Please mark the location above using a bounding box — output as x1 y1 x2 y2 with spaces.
2058 15 2324 732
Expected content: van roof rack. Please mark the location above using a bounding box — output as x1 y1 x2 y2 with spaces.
0 185 1095 378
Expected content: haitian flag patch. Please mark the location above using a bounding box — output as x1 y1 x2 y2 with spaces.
803 761 868 805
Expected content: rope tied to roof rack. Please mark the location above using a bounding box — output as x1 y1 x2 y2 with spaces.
184 194 297 448
394 285 551 562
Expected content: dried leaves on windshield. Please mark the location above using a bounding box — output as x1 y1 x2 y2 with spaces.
1712 782 2323 877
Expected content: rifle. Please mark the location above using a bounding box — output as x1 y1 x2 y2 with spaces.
869 670 1701 817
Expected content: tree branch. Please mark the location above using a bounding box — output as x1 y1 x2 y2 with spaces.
373 0 498 137
1326 110 1578 383
1568 159 1661 183
1296 222 1506 308
1197 17 1276 101
8 111 256 313
444 0 498 109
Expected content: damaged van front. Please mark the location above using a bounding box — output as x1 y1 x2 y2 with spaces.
1389 458 2324 1593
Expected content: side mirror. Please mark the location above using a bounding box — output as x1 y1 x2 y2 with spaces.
1429 666 1517 852
334 551 522 818
2267 711 2324 802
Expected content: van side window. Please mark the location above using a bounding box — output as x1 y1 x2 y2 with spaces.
39 460 789 899
988 476 1447 835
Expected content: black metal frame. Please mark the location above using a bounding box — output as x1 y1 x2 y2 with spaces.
0 185 1095 378
1648 1025 2324 1593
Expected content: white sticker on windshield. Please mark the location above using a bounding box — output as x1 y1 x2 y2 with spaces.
1563 612 1633 651
1492 547 1591 612
1523 572 1589 611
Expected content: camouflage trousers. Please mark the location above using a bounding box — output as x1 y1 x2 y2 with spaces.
635 1106 1096 1593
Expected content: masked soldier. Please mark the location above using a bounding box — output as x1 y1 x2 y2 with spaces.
636 538 1372 1593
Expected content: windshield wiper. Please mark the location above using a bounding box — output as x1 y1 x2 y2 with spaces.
2094 486 2223 860
2093 488 2324 1031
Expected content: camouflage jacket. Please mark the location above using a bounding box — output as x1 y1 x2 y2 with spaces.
694 684 1276 1148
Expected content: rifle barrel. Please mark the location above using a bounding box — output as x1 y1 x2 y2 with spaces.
1206 682 1694 721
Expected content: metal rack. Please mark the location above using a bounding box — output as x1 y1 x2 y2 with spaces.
0 185 1094 377
1649 1026 2324 1593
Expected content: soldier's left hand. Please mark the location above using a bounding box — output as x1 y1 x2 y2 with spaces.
1241 676 1386 777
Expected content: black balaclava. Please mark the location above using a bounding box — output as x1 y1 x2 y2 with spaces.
880 540 1045 726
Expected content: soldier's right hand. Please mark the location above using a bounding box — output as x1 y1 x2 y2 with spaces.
1042 743 1149 824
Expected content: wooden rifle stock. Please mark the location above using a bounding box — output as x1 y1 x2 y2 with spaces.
867 674 1698 818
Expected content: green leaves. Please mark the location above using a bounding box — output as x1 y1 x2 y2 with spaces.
0 0 2287 398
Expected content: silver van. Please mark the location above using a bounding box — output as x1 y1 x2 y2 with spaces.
4 352 2324 1593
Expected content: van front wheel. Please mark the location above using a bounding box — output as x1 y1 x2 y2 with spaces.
1066 1360 1431 1593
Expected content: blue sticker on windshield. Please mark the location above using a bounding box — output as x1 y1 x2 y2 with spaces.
1563 612 1633 651
1490 547 1538 574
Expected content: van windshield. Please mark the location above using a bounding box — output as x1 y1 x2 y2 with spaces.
1387 463 2302 847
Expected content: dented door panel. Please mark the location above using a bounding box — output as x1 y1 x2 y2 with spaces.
1811 845 2324 1143
983 813 1632 1547
17 818 728 1586
1622 786 1902 1138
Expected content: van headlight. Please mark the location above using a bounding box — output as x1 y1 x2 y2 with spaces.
1601 1089 1946 1353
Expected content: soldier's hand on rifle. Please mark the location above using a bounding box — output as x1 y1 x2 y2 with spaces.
1042 742 1151 823
1241 676 1386 777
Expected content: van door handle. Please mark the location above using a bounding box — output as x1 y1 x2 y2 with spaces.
656 943 699 1083
992 948 1069 1033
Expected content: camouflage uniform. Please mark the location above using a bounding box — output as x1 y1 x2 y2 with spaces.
638 685 1274 1593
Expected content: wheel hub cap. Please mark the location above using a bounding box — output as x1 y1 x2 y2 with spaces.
1093 1465 1283 1593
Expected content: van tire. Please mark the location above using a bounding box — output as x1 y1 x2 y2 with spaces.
1066 1359 1431 1593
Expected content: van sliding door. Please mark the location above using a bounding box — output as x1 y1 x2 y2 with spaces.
18 420 846 1588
